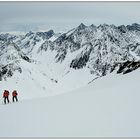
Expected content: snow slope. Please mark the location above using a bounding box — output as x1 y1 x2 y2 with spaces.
0 68 140 137
0 56 96 99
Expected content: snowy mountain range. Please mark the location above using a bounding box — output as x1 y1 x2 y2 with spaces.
0 23 140 98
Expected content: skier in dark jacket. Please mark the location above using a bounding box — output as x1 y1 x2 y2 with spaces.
3 90 10 104
12 90 18 102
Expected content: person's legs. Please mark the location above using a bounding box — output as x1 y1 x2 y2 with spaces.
7 97 9 103
4 97 6 104
15 96 18 102
13 96 15 102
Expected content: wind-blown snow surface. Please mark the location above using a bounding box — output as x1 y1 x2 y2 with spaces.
0 69 140 137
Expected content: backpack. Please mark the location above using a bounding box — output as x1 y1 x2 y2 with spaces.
12 91 17 96
3 90 9 97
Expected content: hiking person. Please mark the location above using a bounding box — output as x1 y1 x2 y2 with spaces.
3 90 10 104
12 90 18 102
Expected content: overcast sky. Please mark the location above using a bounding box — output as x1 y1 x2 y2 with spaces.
0 1 140 33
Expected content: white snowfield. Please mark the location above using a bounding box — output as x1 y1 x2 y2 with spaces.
0 68 140 138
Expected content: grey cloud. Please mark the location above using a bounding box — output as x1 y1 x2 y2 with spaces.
0 2 140 32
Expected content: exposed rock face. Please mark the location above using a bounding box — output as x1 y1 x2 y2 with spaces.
1 23 140 82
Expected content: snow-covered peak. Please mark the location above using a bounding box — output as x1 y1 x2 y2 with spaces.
89 24 96 28
36 29 55 39
127 23 140 31
76 23 87 30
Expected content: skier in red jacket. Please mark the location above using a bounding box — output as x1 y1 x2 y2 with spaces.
3 90 10 104
12 90 18 102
